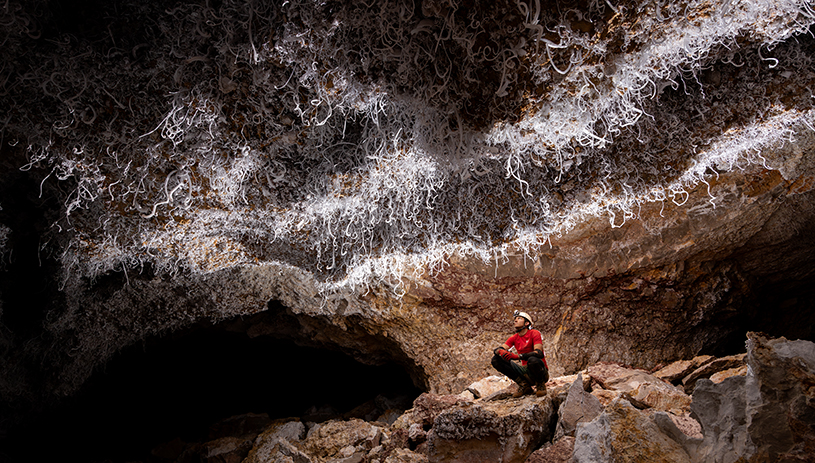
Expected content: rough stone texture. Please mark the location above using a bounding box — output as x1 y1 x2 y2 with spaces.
709 365 749 384
243 420 307 463
299 419 385 462
658 333 815 462
554 373 602 439
427 396 555 463
465 376 514 400
654 356 714 384
524 437 575 463
573 399 692 463
681 353 747 393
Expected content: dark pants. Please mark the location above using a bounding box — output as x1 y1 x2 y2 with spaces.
491 354 549 385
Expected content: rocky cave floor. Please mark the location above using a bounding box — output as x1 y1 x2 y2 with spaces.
3 331 812 463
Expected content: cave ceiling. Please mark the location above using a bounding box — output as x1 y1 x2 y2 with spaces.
2 0 815 403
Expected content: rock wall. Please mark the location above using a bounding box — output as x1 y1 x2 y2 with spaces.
1 0 815 438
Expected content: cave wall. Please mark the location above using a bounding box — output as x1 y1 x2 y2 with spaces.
2 0 815 435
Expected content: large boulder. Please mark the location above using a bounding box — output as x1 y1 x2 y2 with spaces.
573 399 692 463
656 333 815 462
587 362 691 414
554 373 602 439
427 397 555 463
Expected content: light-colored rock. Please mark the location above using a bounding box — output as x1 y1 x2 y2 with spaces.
653 356 714 383
709 365 748 384
628 379 692 414
590 389 622 407
465 375 514 399
573 399 692 463
243 421 308 463
300 419 384 462
427 396 555 463
554 373 602 439
587 362 691 413
586 362 655 392
393 393 470 430
682 353 747 393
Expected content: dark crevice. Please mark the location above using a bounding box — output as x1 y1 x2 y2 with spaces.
0 314 424 463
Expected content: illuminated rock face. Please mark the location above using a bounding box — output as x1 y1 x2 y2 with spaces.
1 0 815 421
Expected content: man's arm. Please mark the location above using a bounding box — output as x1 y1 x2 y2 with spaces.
520 343 544 360
494 343 519 361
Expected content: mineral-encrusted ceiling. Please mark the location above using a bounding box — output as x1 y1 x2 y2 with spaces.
3 0 814 293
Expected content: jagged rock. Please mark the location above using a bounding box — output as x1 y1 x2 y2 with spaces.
427 396 555 463
586 362 654 391
587 362 691 413
546 373 588 400
658 333 815 462
590 389 622 407
376 409 404 426
200 436 254 463
709 365 749 384
554 373 602 439
573 399 692 463
243 420 307 463
681 353 747 393
654 356 714 384
393 394 470 429
524 437 574 463
465 375 513 399
299 419 385 462
382 448 429 463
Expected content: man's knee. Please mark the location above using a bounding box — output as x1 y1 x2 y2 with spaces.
491 354 505 369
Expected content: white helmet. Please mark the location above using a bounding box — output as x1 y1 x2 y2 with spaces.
513 310 533 326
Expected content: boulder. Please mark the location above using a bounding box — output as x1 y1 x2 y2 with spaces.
243 420 308 463
465 375 514 399
709 365 748 384
383 448 429 463
653 356 714 383
586 362 656 392
393 393 471 429
199 436 254 463
587 362 691 413
524 437 574 463
554 373 602 439
572 399 692 463
744 332 815 461
427 396 555 463
664 333 815 462
300 419 385 462
681 353 747 393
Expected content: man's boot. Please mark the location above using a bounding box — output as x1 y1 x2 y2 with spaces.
512 379 534 398
535 381 547 397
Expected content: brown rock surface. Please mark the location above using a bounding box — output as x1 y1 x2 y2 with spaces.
654 356 714 384
524 437 575 463
573 399 692 463
681 353 747 393
427 396 555 463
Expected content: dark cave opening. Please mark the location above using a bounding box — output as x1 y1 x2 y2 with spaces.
1 324 423 463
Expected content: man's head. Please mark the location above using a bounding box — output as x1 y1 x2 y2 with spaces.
513 310 533 332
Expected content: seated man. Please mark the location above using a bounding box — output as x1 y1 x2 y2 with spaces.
491 310 549 398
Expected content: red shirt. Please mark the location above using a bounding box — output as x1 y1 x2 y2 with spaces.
505 329 544 366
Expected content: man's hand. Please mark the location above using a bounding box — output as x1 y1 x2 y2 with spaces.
497 349 519 361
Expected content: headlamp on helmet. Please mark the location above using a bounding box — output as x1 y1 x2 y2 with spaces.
513 310 533 327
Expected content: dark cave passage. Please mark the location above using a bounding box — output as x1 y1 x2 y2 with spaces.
1 324 423 463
